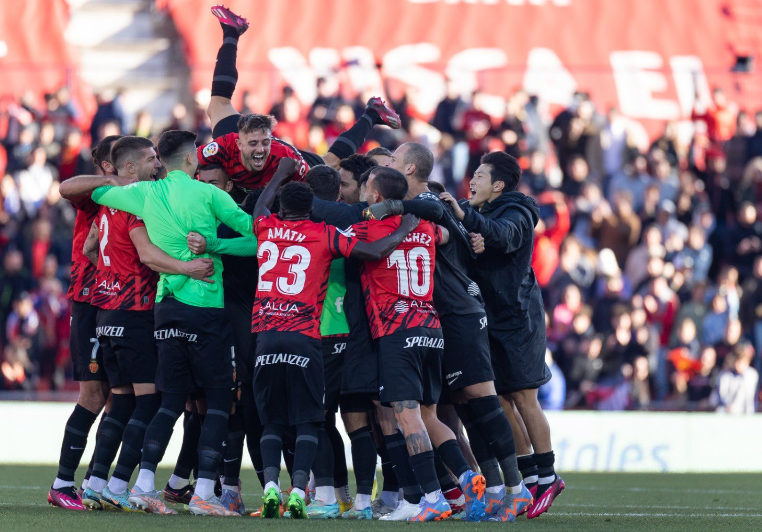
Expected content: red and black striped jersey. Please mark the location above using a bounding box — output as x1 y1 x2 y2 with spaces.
90 205 158 311
350 217 442 339
67 197 99 303
252 215 357 339
197 133 308 191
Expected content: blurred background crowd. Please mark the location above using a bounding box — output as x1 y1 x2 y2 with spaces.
1 81 760 413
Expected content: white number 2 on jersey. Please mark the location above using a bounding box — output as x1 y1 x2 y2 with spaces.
99 214 111 266
257 241 312 296
387 246 431 297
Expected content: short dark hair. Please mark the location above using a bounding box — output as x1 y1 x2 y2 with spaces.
199 162 224 172
366 146 393 158
481 151 522 191
110 136 154 169
427 181 446 195
158 130 197 167
402 143 434 182
91 135 123 169
305 164 340 201
368 167 408 201
241 189 264 214
237 114 277 135
279 182 313 216
338 154 377 183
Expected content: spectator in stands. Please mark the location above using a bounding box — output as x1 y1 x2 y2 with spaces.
711 343 758 414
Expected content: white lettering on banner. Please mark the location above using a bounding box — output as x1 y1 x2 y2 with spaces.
404 336 445 349
154 329 197 342
255 353 310 368
523 48 577 106
95 326 124 337
670 55 711 117
610 51 680 120
407 0 571 5
268 47 318 105
382 43 445 115
445 48 508 98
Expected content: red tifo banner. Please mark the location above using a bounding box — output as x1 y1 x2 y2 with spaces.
0 0 93 123
160 0 762 138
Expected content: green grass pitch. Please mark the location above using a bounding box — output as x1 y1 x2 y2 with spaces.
1 466 761 531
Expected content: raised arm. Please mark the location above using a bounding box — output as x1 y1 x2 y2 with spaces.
362 198 444 223
253 158 299 219
83 221 99 266
59 174 134 202
130 226 215 283
350 214 419 261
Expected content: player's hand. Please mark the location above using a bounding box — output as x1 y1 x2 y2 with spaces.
186 232 208 254
470 232 485 254
182 258 215 283
439 192 466 220
363 199 404 220
399 213 420 233
275 157 299 178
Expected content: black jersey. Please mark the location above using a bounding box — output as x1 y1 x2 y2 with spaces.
219 222 258 307
416 191 485 317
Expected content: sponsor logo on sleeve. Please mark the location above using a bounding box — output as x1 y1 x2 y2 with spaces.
202 142 219 158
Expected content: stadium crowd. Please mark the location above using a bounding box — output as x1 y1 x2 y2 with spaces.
1 78 760 414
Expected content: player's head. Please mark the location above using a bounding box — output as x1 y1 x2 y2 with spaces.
338 154 377 204
470 151 521 208
198 163 233 192
388 142 434 184
110 136 161 182
364 167 408 205
305 164 341 202
236 114 277 172
427 181 446 195
365 146 393 167
158 130 199 175
91 135 123 175
278 181 313 220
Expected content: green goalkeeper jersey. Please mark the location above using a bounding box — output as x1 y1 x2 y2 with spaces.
320 259 350 337
91 170 253 309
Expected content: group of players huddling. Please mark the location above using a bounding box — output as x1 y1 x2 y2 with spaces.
45 5 564 522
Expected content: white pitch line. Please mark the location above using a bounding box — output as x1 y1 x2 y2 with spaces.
562 503 762 511
0 486 45 490
554 512 762 518
574 486 762 495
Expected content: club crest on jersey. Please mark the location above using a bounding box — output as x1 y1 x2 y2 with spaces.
202 142 219 158
404 336 445 349
266 227 306 242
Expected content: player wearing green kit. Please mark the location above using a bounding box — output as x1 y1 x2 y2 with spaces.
59 131 297 517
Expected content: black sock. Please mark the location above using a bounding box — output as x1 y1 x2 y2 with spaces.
433 451 457 492
141 393 186 473
435 439 470 481
211 29 239 100
467 396 520 488
383 432 422 504
534 451 556 495
327 113 375 160
283 428 296 481
454 403 502 488
57 404 99 482
349 427 377 496
197 389 232 481
292 423 319 491
518 454 539 489
408 450 440 496
84 413 105 482
173 410 201 480
112 393 160 483
223 408 245 486
312 426 334 490
243 399 265 488
261 424 285 486
377 438 400 493
91 394 136 482
326 416 348 487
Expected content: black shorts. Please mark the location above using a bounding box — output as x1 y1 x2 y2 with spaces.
226 294 255 386
70 301 106 382
96 309 157 388
378 327 444 406
254 331 324 426
153 298 235 395
341 330 378 395
212 114 323 167
441 312 495 392
489 325 551 395
322 335 348 414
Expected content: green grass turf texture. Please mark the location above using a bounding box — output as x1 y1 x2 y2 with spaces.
1 466 761 531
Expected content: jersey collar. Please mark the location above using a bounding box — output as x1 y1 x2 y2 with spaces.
166 170 191 180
